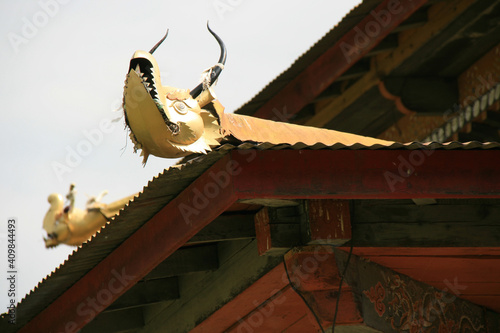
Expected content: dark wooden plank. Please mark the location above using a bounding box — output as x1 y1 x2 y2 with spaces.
352 202 500 246
145 244 218 280
336 60 370 82
353 222 500 247
147 240 283 333
390 6 428 32
394 1 500 76
354 203 500 223
232 150 500 199
81 308 144 333
382 76 458 113
364 33 398 57
188 213 255 243
107 277 179 311
359 256 500 284
256 206 302 255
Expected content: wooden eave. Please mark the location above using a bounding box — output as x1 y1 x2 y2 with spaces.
7 145 500 332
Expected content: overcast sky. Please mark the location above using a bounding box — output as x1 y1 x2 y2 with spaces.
0 0 361 312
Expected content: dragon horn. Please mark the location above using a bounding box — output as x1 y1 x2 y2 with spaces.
190 22 227 98
149 29 169 54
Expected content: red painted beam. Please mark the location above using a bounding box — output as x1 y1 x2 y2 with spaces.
252 0 427 121
231 149 500 199
20 155 239 333
191 264 292 332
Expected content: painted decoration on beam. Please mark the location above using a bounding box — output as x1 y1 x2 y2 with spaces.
335 250 496 333
364 273 487 332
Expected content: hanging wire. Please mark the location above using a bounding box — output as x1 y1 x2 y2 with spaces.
283 249 326 333
282 238 354 332
330 240 354 332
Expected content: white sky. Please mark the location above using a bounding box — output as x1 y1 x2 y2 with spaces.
0 0 361 312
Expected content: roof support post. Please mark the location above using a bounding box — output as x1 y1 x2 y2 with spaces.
302 199 351 246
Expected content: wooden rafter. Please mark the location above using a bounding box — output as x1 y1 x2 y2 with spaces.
251 0 427 121
306 0 478 128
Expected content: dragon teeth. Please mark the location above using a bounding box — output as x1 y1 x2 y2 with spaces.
134 64 141 73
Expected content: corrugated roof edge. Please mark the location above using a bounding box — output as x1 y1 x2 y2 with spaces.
219 141 500 151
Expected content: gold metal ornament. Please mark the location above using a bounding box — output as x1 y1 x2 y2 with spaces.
43 184 135 248
123 24 225 164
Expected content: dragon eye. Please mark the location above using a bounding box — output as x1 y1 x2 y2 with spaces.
173 101 188 114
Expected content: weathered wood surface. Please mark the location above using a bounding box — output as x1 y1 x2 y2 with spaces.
335 249 500 332
107 277 179 311
145 244 218 280
252 0 427 121
255 206 302 255
353 201 500 246
146 240 283 333
81 308 144 333
303 199 351 246
307 0 480 128
188 213 256 244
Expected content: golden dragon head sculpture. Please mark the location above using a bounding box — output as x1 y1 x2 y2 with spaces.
123 23 226 164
